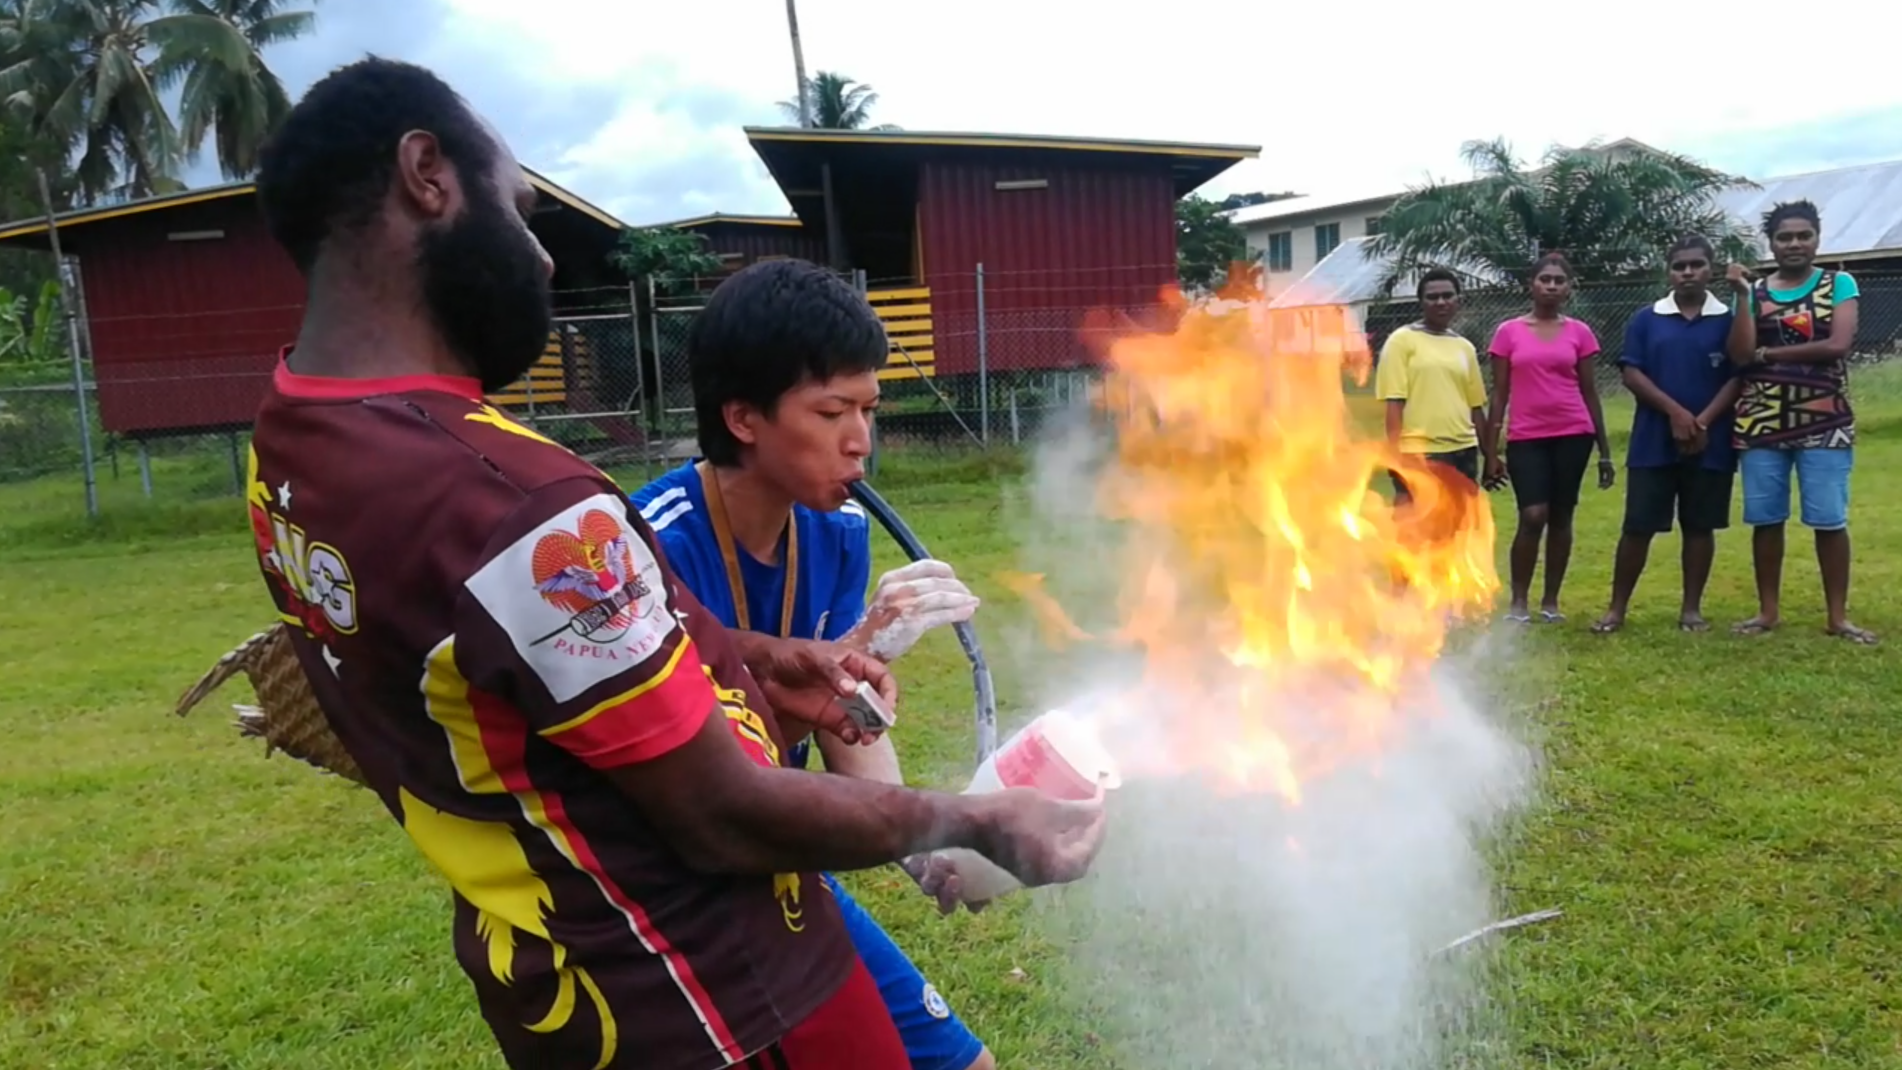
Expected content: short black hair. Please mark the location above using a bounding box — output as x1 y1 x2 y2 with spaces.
1531 250 1573 280
1667 234 1715 262
1762 199 1820 239
256 56 497 272
689 259 890 466
1416 267 1462 299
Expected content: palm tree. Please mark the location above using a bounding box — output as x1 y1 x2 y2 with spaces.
0 0 317 204
775 71 897 131
164 0 313 180
1364 138 1760 291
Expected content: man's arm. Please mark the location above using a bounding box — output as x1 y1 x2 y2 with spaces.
1760 294 1859 365
604 706 1004 874
1375 333 1408 448
1724 270 1758 366
456 481 1103 885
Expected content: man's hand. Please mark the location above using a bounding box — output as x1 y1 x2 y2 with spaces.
976 786 1109 889
902 852 991 916
740 636 898 747
1482 455 1508 491
842 560 981 663
1726 263 1754 295
1668 407 1700 443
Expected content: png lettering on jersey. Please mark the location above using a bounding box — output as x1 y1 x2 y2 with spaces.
249 477 357 644
466 493 678 703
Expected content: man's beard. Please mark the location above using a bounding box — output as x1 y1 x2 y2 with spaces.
417 196 554 393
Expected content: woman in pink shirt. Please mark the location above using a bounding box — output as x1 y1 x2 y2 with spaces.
1484 252 1615 623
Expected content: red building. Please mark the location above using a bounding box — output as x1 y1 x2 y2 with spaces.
0 171 626 440
661 213 826 275
742 128 1259 376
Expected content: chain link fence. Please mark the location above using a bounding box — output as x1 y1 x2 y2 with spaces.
8 268 1902 519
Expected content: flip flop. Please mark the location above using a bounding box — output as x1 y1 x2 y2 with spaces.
1590 616 1623 635
1827 624 1880 646
1503 611 1533 624
1678 617 1711 633
1731 618 1777 636
1541 610 1566 624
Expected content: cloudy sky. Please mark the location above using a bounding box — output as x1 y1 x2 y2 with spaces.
192 0 1902 224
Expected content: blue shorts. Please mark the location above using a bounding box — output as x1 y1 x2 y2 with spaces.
824 872 985 1070
1740 447 1853 530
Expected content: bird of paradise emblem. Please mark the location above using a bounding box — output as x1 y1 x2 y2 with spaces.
530 509 651 646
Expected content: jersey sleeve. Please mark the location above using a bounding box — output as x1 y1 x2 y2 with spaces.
1572 319 1602 359
1618 311 1649 372
453 476 715 770
1486 321 1515 360
824 519 874 641
1463 343 1487 408
1374 332 1411 400
1834 271 1860 303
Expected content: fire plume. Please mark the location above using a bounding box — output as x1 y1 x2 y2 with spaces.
1021 285 1499 801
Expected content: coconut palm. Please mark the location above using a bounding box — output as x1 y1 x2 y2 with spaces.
164 0 313 180
776 70 897 131
0 0 317 204
1365 137 1760 291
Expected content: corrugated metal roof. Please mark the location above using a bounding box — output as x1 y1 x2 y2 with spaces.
1713 159 1902 260
1269 157 1902 308
1228 187 1401 227
1266 238 1384 307
1267 238 1502 308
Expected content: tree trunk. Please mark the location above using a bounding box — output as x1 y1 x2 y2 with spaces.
785 0 812 127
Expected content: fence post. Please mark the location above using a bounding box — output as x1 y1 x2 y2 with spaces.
39 167 97 517
857 270 879 478
975 262 989 445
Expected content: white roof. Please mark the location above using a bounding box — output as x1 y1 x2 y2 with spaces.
1270 155 1902 307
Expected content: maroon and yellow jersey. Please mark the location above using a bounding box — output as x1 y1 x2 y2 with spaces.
246 356 855 1070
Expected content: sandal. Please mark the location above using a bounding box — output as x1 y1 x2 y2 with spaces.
1731 618 1777 636
1827 624 1880 646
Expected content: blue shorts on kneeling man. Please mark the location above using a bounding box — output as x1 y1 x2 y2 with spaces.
825 872 986 1070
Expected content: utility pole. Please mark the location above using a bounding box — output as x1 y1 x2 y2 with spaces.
785 0 812 127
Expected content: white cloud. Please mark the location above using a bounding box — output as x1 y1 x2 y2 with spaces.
429 0 1902 219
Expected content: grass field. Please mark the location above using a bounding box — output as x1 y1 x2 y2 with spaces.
4 367 1901 1069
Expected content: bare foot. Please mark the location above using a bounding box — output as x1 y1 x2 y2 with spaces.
1678 612 1710 633
1827 622 1879 645
1731 616 1778 636
1590 611 1624 635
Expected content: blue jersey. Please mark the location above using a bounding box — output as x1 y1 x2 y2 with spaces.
632 462 873 768
633 462 988 1070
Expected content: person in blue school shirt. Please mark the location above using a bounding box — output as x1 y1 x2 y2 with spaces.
631 259 992 1070
1591 235 1745 635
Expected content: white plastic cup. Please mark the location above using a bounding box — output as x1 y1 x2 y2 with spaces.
937 708 1122 903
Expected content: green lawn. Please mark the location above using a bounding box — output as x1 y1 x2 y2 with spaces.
4 368 1901 1069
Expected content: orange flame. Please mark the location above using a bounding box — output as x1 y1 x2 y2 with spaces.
1014 284 1498 801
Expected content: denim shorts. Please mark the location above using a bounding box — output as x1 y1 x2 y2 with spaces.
1739 447 1853 530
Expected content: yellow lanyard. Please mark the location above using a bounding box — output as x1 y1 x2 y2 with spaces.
696 461 798 637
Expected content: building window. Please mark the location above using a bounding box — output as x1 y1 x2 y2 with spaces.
1315 223 1341 261
1364 215 1383 237
1265 231 1293 272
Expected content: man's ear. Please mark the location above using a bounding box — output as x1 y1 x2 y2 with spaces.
394 130 456 221
723 399 761 447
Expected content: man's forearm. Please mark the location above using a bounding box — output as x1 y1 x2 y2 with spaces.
1763 340 1848 365
1697 379 1745 426
818 729 904 784
705 766 995 874
1621 368 1689 418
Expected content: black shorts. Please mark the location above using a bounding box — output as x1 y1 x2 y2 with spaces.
1623 460 1734 535
1505 433 1595 519
1389 447 1479 504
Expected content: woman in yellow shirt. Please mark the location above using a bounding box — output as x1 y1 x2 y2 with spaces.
1375 268 1497 507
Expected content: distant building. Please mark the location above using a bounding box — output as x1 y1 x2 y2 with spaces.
0 174 626 444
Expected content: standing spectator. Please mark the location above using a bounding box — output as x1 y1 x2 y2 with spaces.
1376 268 1495 511
1591 236 1743 634
1726 200 1874 644
1483 252 1614 623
